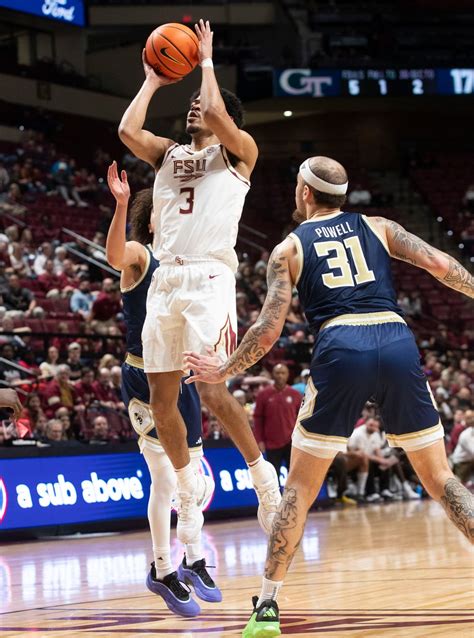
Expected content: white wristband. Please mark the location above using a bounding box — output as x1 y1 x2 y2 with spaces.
201 58 214 69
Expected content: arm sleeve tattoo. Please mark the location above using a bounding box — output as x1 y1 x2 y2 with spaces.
220 244 293 377
383 218 474 298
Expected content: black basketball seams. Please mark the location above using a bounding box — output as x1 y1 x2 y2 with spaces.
150 34 184 76
155 31 193 70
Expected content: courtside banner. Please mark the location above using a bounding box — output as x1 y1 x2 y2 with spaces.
0 448 295 531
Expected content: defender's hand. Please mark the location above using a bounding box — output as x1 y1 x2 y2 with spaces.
0 388 22 420
183 348 226 384
195 19 213 64
142 49 182 88
107 161 130 205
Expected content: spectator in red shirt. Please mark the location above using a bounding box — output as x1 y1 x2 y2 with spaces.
92 367 120 408
44 364 79 416
253 363 302 478
90 282 121 334
75 367 98 407
38 259 69 294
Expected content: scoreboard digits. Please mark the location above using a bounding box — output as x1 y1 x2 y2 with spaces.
276 68 474 98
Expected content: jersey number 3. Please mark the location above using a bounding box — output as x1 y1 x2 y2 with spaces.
315 237 376 289
179 187 194 215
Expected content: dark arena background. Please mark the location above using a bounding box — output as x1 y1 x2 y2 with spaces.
0 1 473 636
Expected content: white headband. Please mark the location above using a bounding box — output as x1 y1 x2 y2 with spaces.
299 160 348 195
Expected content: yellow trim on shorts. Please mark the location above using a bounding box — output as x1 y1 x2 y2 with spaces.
125 353 145 369
120 248 151 293
288 232 304 285
385 422 443 444
320 310 406 331
295 422 348 444
361 215 390 253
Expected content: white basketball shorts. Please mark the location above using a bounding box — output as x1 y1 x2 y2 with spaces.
142 257 237 374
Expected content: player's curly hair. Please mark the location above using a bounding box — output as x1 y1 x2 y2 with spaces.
190 87 245 129
129 187 153 245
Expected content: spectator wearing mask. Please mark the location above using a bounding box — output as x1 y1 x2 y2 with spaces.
253 364 302 478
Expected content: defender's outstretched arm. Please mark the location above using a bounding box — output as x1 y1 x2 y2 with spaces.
105 162 144 271
379 217 473 298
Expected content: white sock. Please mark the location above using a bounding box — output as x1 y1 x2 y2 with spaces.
153 546 174 580
141 448 177 581
248 454 272 487
185 542 203 566
357 472 368 496
257 577 283 606
176 462 196 494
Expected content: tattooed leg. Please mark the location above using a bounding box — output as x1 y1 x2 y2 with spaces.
264 448 334 581
407 440 474 544
440 478 474 543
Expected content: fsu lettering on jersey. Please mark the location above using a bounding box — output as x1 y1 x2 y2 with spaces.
152 143 250 272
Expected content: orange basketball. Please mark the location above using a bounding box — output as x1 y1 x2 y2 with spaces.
145 23 199 79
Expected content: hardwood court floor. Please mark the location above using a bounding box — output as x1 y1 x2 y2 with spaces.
1 501 473 637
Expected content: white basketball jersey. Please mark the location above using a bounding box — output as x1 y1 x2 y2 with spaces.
151 143 250 272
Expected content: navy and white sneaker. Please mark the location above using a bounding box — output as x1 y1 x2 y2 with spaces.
146 562 201 617
177 555 222 603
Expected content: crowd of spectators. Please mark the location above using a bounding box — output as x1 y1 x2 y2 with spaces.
0 128 472 503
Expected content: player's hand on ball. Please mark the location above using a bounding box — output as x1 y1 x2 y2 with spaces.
183 348 225 384
195 19 213 64
142 49 182 87
107 161 130 205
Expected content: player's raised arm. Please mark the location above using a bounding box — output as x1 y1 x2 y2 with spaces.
184 237 298 383
376 216 473 298
194 19 258 175
118 51 179 168
105 162 145 271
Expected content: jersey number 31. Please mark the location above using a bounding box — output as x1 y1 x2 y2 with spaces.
315 237 376 289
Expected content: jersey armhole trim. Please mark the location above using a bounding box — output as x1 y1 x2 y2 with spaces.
288 232 304 285
361 215 390 254
120 247 151 294
220 146 251 187
160 142 180 167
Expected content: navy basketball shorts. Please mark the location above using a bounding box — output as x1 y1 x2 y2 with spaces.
121 361 203 454
292 316 444 458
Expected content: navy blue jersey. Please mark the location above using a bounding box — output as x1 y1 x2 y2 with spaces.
121 247 159 357
290 212 401 333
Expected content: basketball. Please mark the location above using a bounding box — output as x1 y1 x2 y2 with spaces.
145 23 199 79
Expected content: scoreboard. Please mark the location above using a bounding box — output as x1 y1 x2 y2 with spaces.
275 68 474 98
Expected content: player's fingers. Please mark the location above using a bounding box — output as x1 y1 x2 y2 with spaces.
194 23 201 38
121 170 127 183
184 375 198 384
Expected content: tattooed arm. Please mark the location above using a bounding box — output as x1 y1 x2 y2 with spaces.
184 237 297 383
374 217 474 299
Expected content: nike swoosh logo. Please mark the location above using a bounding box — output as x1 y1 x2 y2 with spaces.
160 47 184 65
209 274 221 279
